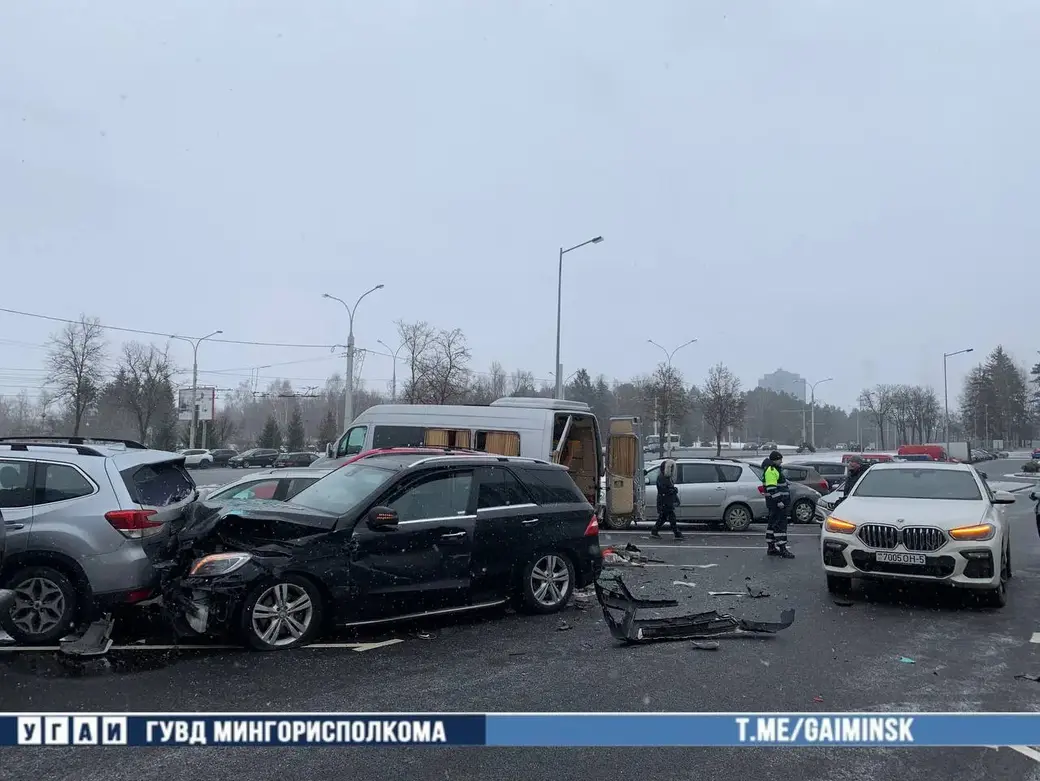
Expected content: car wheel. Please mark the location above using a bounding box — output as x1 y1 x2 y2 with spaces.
600 511 632 530
240 575 324 651
0 566 79 644
792 499 815 524
243 460 252 468
520 552 575 614
826 574 852 594
723 503 753 532
1006 539 1013 579
199 459 210 469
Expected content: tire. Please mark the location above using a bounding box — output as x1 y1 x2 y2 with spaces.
0 566 79 644
600 510 632 530
199 459 210 469
243 461 252 468
826 574 852 594
792 499 815 524
982 544 1010 608
723 503 753 532
239 575 324 651
519 552 575 614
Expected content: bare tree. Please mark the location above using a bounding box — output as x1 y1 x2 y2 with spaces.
426 328 471 404
889 385 912 447
114 341 176 442
395 320 437 403
699 364 746 456
509 370 536 397
644 363 690 457
210 410 238 448
488 361 508 399
858 384 895 449
46 315 107 436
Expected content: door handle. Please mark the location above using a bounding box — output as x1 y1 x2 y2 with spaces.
714 487 726 491
440 531 467 540
4 522 24 530
521 518 541 526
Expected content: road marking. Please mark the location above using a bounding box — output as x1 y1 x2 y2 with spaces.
620 544 767 551
1008 746 1040 762
0 640 403 653
602 530 818 537
1030 632 1040 644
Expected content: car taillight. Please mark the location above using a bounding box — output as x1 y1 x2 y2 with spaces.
585 514 599 536
818 480 829 492
105 509 164 539
757 485 765 494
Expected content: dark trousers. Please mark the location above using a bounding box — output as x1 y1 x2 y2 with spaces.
765 497 789 549
653 506 680 536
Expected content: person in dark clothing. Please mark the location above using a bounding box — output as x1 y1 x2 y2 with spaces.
761 450 794 558
842 455 871 499
651 459 683 539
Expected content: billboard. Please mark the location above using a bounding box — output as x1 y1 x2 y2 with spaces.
178 387 216 422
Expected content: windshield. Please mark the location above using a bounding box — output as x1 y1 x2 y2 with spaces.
852 469 983 501
286 463 396 515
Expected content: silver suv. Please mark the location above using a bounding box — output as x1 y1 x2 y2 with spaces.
643 458 819 531
0 437 197 644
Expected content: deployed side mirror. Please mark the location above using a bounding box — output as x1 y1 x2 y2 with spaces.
326 443 334 457
977 471 988 480
366 506 399 529
992 490 1016 505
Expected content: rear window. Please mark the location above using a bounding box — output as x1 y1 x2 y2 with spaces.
716 464 744 483
521 468 586 505
121 461 196 506
815 464 847 476
852 468 983 501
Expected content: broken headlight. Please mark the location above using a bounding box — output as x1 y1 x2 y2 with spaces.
189 552 252 577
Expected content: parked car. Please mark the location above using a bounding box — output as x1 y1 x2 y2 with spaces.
273 452 322 468
775 464 830 494
227 449 280 468
0 508 11 616
177 449 214 469
156 452 602 650
820 462 1014 605
208 448 239 467
1031 449 1040 460
198 468 333 503
0 436 197 644
788 460 847 491
642 458 819 530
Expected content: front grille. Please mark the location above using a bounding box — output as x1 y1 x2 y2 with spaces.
857 524 947 552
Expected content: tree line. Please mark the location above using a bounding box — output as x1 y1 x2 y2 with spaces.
1 315 1037 452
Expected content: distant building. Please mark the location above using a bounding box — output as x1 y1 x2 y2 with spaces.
757 369 806 402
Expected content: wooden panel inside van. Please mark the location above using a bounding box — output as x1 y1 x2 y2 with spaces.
608 418 639 515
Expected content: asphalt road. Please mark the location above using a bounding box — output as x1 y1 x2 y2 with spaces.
2 464 1039 780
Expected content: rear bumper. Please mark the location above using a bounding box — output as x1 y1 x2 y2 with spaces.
576 540 602 587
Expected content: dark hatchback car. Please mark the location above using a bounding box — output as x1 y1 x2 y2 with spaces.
156 453 602 650
208 448 239 467
273 451 321 468
228 448 280 468
789 460 847 491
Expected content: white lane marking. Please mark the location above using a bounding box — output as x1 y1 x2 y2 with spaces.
602 530 818 537
1030 632 1040 644
619 545 766 550
0 640 403 653
1008 746 1040 762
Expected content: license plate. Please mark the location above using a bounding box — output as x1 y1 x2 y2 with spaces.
875 551 927 565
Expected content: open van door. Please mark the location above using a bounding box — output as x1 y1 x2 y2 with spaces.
602 416 643 530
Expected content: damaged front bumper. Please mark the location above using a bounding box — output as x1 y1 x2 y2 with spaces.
594 575 795 644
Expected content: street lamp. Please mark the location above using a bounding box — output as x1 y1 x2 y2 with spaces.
170 330 223 448
554 236 603 399
323 285 384 427
377 339 406 402
646 338 697 448
807 377 833 450
943 347 974 456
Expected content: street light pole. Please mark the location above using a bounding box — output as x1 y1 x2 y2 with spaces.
943 347 974 457
554 236 603 399
647 338 697 449
808 377 833 450
323 285 384 427
171 330 223 449
377 339 406 402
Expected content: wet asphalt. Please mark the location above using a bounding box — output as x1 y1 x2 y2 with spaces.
2 462 1040 780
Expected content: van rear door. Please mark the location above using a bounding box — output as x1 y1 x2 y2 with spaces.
603 416 643 530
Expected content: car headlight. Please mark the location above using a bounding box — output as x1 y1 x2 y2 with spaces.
824 516 857 534
189 552 252 577
949 523 995 541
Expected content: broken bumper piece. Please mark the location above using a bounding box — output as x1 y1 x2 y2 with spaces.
594 575 795 644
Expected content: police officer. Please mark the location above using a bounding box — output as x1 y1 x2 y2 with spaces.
762 450 794 558
651 459 683 540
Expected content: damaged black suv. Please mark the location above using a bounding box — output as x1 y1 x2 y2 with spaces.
155 453 602 650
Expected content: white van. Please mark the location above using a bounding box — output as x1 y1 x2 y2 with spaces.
324 397 645 530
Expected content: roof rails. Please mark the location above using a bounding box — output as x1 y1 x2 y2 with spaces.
0 441 109 457
0 436 146 450
408 454 555 468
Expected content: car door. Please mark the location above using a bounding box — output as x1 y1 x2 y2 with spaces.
643 464 661 521
347 467 477 619
469 466 538 603
0 458 35 557
676 462 727 520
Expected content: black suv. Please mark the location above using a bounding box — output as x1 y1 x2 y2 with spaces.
273 451 321 468
159 453 602 650
208 448 239 467
228 449 280 468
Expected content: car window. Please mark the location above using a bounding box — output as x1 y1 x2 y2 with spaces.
815 464 846 476
286 477 319 499
288 463 395 514
716 464 743 483
389 470 474 521
121 461 196 506
211 479 280 502
785 467 807 480
477 467 534 509
372 425 426 449
852 469 983 501
522 468 586 504
336 426 368 457
645 465 661 485
0 459 34 508
35 464 95 504
677 463 718 484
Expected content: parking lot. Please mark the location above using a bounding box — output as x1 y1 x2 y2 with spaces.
2 464 1040 780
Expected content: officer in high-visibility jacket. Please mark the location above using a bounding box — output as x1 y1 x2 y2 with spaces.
761 450 794 558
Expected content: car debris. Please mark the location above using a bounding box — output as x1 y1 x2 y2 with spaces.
594 575 795 645
59 616 116 658
708 591 744 597
556 620 573 631
671 581 697 589
602 543 664 567
745 586 770 598
690 641 720 651
1014 673 1040 683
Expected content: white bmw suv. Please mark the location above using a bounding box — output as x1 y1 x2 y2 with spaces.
820 462 1015 606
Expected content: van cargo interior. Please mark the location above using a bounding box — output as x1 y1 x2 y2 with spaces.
553 414 597 505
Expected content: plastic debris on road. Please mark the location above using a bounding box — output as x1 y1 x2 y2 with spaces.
708 591 744 597
1014 673 1040 683
812 696 824 704
832 599 854 607
690 641 720 651
672 581 697 589
556 620 573 631
898 656 915 664
601 543 664 567
745 585 770 598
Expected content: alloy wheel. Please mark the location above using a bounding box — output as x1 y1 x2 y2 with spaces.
794 501 813 523
530 555 571 607
251 582 314 647
10 577 67 637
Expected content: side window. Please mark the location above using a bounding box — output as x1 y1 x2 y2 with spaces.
424 428 472 448
372 425 426 449
477 467 533 509
0 459 34 508
388 470 474 522
645 465 661 486
286 477 319 499
716 464 743 483
522 468 585 505
475 431 521 457
677 463 719 484
36 464 95 505
785 468 807 480
219 479 279 501
339 426 368 457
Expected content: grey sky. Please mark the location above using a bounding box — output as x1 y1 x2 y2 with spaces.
2 0 1037 410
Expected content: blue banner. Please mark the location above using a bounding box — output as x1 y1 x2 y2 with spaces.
4 713 1040 747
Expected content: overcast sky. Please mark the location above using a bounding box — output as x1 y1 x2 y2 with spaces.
2 0 1037 410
